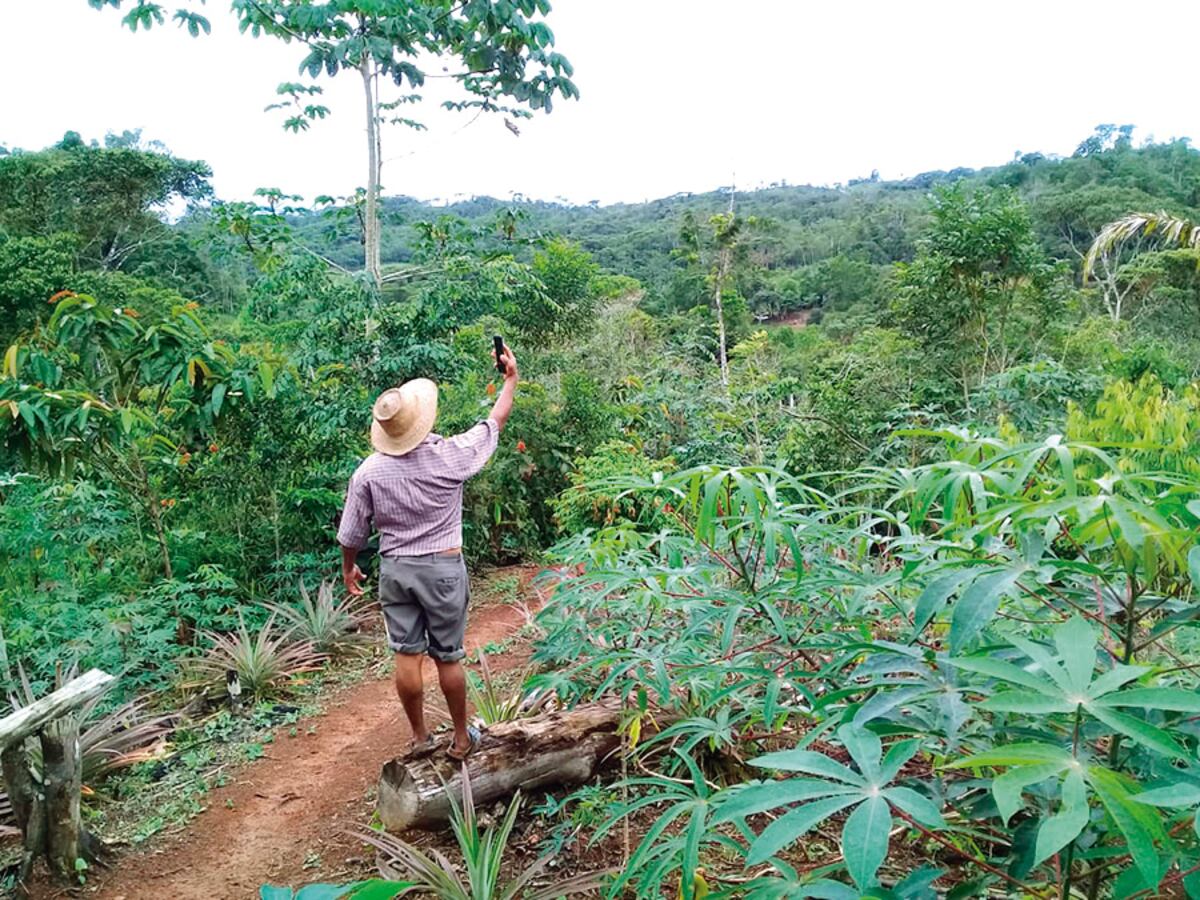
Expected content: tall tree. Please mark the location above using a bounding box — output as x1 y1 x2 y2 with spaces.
892 185 1055 403
0 133 211 271
90 0 578 288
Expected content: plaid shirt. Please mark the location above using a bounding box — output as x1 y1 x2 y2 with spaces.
337 419 500 557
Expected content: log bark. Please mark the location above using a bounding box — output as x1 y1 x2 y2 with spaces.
0 669 113 749
41 713 82 881
378 701 623 832
1 738 46 881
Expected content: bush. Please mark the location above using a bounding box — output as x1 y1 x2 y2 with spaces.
550 440 675 535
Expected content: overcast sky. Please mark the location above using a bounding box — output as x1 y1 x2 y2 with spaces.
3 0 1197 206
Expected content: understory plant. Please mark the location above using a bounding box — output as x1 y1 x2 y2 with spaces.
358 766 607 899
466 650 548 726
187 614 325 700
266 580 371 657
532 433 1200 897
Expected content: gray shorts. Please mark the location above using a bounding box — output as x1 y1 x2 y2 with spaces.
378 554 469 662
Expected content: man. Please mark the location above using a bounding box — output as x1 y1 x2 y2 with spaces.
338 342 519 761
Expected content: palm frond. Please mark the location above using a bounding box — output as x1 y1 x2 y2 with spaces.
1083 211 1200 280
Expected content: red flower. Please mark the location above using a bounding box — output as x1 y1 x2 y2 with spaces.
516 440 526 452
486 383 497 397
48 290 75 305
209 443 219 453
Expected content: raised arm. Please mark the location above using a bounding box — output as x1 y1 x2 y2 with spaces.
489 341 519 431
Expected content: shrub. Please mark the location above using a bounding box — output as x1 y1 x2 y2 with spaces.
550 439 675 535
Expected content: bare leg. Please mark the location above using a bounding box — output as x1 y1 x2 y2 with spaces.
435 659 470 753
393 653 429 743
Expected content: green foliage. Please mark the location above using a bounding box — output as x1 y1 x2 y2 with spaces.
550 439 675 535
892 185 1060 398
0 135 211 271
532 432 1200 895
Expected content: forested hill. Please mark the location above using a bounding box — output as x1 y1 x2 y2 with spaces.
295 129 1200 300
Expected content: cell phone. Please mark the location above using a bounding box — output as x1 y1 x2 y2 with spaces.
493 335 506 374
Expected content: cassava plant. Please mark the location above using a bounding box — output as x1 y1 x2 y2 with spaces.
530 432 1200 897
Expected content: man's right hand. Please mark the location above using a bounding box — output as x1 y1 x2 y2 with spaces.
343 563 366 597
494 342 519 383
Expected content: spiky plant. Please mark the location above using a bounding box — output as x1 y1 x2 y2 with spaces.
77 694 178 785
357 766 607 899
465 650 549 726
1083 210 1200 279
187 614 325 700
266 580 371 657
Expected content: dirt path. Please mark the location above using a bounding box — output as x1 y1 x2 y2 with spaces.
60 596 537 900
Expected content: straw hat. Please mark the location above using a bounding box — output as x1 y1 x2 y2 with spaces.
369 378 438 456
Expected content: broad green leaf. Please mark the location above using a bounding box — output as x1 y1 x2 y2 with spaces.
211 381 227 416
714 779 857 823
947 655 1055 693
879 738 920 783
1097 687 1200 712
1090 706 1188 759
1054 616 1096 694
345 882 418 899
1134 782 1200 807
746 795 862 865
1087 664 1148 699
912 569 977 635
1105 496 1145 551
838 724 881 781
1034 768 1088 865
980 691 1074 715
1089 767 1164 889
1008 633 1073 694
951 742 1075 769
841 795 891 890
1189 545 1200 592
883 786 944 828
750 749 865 786
992 762 1067 825
949 568 1023 653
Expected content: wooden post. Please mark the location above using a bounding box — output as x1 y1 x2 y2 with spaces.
41 713 82 881
0 668 113 884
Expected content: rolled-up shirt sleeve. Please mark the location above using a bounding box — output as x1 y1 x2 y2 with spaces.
447 418 500 480
336 471 373 549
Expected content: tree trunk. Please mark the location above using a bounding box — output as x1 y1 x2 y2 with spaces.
377 701 626 831
360 56 383 289
713 251 731 390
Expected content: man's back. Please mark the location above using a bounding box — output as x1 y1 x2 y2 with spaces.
336 419 499 557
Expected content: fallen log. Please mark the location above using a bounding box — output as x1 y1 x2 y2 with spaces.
378 700 624 831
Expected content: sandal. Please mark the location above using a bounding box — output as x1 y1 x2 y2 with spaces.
446 726 482 761
406 734 438 758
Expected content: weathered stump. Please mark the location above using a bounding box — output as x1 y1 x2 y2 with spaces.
377 701 623 831
0 669 113 883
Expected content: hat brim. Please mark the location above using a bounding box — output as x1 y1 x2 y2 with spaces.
370 380 438 456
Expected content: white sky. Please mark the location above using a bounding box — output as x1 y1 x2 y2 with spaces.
2 0 1197 206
